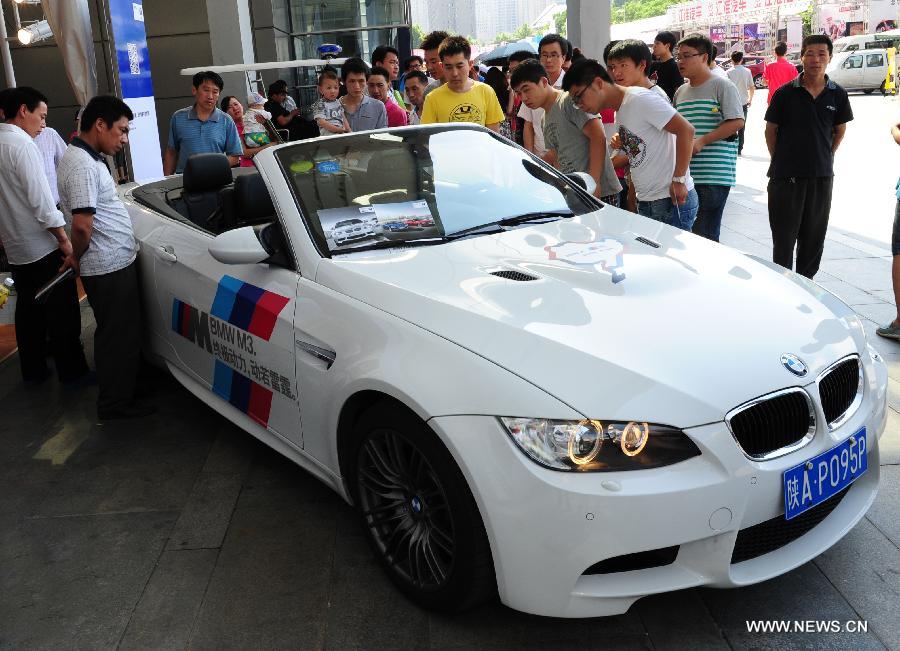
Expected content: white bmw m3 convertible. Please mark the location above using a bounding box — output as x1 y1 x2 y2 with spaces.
123 124 887 618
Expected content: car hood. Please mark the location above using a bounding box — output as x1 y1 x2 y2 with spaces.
316 208 862 427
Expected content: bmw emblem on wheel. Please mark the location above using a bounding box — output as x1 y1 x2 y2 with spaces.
781 353 808 377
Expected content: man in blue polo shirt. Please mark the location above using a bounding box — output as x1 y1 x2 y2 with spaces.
163 71 242 175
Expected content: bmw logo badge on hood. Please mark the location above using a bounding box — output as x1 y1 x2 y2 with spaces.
781 353 808 377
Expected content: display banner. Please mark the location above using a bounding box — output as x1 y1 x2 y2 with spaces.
710 25 727 41
869 0 898 32
108 0 163 181
729 24 743 38
787 17 803 52
743 23 759 40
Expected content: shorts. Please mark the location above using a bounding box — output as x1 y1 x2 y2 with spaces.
892 200 900 256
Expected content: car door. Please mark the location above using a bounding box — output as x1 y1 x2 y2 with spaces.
840 54 864 88
151 220 303 447
864 52 886 87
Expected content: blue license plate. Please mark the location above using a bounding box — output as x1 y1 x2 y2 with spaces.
783 428 867 520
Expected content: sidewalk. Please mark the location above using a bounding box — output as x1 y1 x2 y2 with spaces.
2 108 900 649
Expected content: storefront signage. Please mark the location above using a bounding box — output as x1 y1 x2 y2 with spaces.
710 24 727 41
667 0 809 25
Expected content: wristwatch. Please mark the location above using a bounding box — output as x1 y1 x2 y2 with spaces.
672 176 687 184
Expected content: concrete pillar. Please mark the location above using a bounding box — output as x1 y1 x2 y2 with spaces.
205 0 255 95
567 0 610 60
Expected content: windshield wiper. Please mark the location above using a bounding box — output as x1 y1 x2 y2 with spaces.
444 211 574 240
331 237 447 255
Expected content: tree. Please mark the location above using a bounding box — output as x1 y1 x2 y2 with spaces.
554 10 567 37
513 23 535 40
611 0 681 24
798 7 813 37
495 31 514 44
412 24 425 49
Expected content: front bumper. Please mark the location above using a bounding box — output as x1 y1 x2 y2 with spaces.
428 354 888 618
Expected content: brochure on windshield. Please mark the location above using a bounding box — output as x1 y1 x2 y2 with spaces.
320 200 437 251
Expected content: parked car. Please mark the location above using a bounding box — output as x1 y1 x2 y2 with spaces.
827 48 891 94
123 125 887 618
382 220 409 232
331 218 376 246
718 55 768 88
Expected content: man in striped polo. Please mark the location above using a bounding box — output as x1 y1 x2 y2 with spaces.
674 34 744 242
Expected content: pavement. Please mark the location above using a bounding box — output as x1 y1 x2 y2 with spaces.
2 92 900 650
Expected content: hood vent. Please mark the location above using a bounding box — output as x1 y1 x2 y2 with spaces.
635 236 661 249
489 269 539 282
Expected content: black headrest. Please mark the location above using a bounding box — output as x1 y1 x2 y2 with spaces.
234 173 275 224
183 153 233 193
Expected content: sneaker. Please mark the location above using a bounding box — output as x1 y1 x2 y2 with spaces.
876 322 900 340
98 402 157 421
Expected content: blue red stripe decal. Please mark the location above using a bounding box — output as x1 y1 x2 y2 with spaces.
212 360 273 426
211 275 290 341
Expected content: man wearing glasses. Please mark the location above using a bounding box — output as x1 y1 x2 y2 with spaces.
565 58 698 231
518 34 570 161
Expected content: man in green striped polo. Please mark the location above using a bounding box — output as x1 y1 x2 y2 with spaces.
673 34 744 242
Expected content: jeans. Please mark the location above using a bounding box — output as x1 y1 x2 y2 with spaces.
692 184 732 242
637 188 699 231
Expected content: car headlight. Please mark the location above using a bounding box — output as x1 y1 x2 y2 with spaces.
499 418 701 472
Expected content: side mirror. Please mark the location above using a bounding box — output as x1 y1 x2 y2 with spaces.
567 172 597 196
208 226 269 265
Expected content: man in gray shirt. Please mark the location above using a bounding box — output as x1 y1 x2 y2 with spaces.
511 59 620 204
340 58 387 132
58 95 153 420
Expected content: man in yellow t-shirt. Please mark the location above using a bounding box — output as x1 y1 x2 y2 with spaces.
420 36 504 131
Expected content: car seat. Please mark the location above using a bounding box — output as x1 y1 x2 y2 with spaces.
182 153 234 229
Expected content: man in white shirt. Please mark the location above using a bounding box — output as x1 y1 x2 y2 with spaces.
566 59 699 231
0 87 88 384
34 126 67 205
518 34 569 160
726 51 755 154
58 95 154 420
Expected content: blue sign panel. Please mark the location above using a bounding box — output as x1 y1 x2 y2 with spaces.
108 0 162 181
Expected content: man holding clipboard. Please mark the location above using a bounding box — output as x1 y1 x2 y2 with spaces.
0 87 89 384
57 96 154 420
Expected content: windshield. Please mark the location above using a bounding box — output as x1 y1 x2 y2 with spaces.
276 126 599 254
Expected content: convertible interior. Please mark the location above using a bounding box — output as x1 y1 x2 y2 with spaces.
131 153 276 236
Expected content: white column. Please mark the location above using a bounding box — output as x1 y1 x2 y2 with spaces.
567 0 611 61
205 0 255 95
0 0 16 86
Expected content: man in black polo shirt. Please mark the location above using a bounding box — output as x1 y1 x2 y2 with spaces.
765 34 852 279
648 31 683 101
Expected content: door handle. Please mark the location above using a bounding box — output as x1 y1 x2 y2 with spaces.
155 245 177 263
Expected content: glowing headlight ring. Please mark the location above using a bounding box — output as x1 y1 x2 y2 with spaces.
620 422 649 457
567 419 603 466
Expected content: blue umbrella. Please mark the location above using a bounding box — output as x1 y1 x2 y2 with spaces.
478 39 537 64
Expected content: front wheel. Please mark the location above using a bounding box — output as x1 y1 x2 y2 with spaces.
351 403 495 612
754 74 765 89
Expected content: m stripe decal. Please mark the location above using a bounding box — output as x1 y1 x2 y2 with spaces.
213 360 273 426
210 275 290 341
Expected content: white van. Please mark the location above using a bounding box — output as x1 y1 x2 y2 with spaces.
826 48 891 93
833 29 900 54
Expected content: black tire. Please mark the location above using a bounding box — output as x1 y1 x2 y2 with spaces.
350 402 495 612
863 88 874 95
754 74 765 89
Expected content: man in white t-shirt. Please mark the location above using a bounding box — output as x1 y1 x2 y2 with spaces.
517 34 569 160
565 58 699 231
726 51 755 155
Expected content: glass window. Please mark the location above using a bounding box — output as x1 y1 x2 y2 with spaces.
275 127 599 255
866 53 884 67
844 55 863 69
288 0 406 33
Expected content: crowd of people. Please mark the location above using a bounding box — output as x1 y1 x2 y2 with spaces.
0 26 871 413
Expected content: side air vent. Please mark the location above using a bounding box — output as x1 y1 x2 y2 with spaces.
489 270 539 282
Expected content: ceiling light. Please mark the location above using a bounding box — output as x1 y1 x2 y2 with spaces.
17 20 53 45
